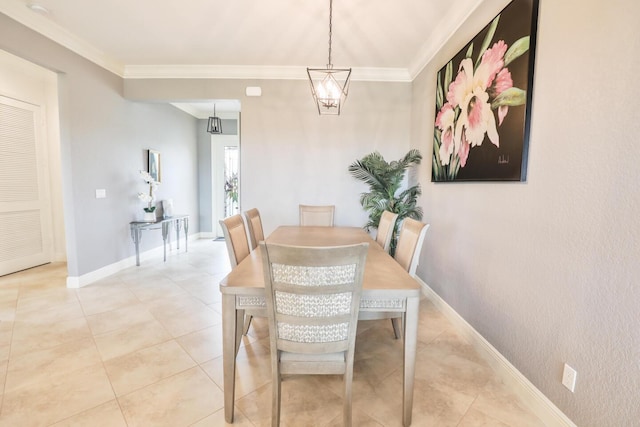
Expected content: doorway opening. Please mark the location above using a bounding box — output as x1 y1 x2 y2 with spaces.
223 146 239 218
211 111 240 238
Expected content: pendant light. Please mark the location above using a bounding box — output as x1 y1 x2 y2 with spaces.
207 104 223 134
307 0 351 115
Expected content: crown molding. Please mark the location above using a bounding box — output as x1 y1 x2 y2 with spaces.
124 64 411 82
351 67 412 83
123 65 306 80
0 2 124 76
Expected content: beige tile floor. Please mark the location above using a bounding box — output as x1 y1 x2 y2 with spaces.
0 239 547 427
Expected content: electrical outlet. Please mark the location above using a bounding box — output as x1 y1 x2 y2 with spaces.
562 363 577 392
95 189 106 199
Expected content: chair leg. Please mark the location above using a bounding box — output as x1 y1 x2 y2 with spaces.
343 369 353 427
243 314 253 335
272 357 281 426
391 318 402 339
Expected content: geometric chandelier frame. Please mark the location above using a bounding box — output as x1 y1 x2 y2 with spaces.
307 0 352 115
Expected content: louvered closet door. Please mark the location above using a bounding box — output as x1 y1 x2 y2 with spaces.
0 96 52 276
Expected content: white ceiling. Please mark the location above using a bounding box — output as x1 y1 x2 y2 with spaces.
1 0 484 112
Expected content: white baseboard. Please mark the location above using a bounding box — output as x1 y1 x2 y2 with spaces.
66 233 203 288
66 256 136 288
416 277 576 427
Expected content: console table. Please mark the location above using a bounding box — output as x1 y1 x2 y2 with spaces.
129 214 189 266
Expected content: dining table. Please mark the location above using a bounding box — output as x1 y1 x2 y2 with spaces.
219 225 422 426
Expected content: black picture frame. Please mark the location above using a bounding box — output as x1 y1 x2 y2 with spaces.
432 0 539 182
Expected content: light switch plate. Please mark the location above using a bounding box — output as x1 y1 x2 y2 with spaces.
95 189 106 199
562 363 577 392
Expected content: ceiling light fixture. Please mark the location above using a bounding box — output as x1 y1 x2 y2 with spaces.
307 0 351 115
207 104 223 134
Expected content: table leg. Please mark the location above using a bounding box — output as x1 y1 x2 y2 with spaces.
235 309 245 357
175 218 181 250
222 294 238 422
161 222 169 262
184 218 189 253
403 296 419 426
131 226 142 267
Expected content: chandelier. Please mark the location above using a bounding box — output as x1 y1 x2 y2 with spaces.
207 104 223 134
307 0 351 115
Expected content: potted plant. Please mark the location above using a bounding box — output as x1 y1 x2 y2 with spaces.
348 149 423 255
138 170 159 221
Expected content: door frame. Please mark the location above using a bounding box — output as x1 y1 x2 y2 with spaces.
0 49 65 275
211 121 240 238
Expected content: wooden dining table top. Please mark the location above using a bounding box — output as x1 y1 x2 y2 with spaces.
219 225 421 295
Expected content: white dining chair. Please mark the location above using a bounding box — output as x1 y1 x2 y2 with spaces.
299 204 335 226
260 241 368 427
375 210 399 253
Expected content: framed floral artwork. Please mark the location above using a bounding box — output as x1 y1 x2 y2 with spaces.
432 0 539 182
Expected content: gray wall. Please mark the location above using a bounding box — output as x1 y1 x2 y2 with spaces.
411 0 639 425
241 80 412 234
221 118 238 135
197 119 212 232
0 14 200 277
125 79 413 235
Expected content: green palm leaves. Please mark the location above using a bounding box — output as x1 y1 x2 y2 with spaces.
348 149 423 255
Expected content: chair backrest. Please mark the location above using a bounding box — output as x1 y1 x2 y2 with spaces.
243 208 265 250
299 204 335 226
394 218 430 276
375 210 399 253
260 242 368 356
219 214 251 267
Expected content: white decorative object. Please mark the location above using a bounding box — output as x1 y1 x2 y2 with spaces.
137 169 159 219
163 199 174 218
143 211 156 222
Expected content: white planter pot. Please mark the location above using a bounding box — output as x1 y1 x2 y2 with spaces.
143 211 156 222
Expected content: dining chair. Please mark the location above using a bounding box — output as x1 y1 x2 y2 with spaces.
239 208 266 334
260 241 369 427
389 217 429 338
219 214 250 268
219 214 260 339
394 217 430 276
375 210 399 253
358 217 429 339
243 208 265 250
299 204 335 226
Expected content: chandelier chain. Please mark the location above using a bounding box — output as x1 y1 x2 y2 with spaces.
327 0 333 68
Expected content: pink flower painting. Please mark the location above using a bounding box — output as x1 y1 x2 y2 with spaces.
432 0 539 181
